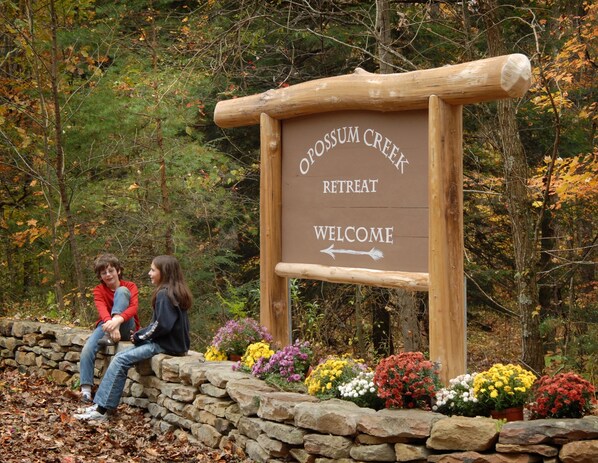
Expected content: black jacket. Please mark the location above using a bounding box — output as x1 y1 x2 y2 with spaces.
132 288 190 355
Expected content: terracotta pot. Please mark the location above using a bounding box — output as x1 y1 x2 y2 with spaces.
490 406 524 422
228 354 242 362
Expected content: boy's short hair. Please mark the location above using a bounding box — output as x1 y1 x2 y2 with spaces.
94 253 123 279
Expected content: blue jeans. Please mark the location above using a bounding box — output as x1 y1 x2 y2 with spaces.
79 286 135 386
94 341 164 410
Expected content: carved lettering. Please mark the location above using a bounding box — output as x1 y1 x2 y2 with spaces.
313 225 394 244
322 179 379 194
299 126 408 175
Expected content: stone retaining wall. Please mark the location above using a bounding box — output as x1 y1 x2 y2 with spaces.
1 318 597 463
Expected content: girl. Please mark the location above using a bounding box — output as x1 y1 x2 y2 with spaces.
75 255 193 422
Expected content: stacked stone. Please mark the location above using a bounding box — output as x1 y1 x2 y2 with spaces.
1 317 598 463
121 346 598 463
0 318 98 386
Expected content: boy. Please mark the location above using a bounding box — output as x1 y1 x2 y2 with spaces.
78 254 140 402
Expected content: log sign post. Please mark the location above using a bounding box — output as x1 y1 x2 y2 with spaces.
214 54 531 383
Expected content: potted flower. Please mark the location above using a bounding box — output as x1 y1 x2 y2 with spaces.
433 373 488 417
205 317 273 360
233 341 275 372
473 363 536 421
374 351 441 410
204 345 227 361
305 354 369 400
252 339 314 392
339 371 385 410
529 372 596 419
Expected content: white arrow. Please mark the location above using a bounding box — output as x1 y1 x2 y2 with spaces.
320 245 384 261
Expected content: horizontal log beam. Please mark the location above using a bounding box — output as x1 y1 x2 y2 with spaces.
275 262 429 291
214 54 531 128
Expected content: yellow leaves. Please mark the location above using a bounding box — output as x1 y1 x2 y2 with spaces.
531 153 597 211
12 224 49 248
552 154 597 204
16 127 32 149
128 183 140 190
531 92 573 113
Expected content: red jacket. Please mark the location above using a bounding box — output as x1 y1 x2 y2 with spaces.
93 280 140 330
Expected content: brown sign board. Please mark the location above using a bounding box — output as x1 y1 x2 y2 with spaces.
215 54 532 383
282 110 429 273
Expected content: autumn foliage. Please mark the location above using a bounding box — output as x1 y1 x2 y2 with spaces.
0 368 252 463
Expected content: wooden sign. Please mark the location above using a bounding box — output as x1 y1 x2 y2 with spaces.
214 54 532 383
282 110 428 272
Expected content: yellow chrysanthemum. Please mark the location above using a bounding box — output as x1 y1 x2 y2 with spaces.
241 341 274 368
204 345 227 361
304 355 367 400
473 363 536 411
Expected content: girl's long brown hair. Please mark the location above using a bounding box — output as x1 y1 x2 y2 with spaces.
151 255 193 311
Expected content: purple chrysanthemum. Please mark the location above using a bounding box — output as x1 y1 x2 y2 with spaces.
258 340 313 382
211 318 273 356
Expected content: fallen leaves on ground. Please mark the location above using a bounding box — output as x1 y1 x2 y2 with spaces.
0 368 254 463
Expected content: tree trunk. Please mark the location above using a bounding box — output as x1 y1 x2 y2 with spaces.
355 285 366 357
149 2 173 254
371 0 394 356
376 0 393 74
369 287 393 357
390 290 426 353
49 0 85 313
482 0 544 373
157 117 173 254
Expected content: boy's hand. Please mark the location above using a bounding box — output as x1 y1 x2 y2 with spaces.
103 315 124 332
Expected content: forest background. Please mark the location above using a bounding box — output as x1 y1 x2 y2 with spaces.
0 0 596 383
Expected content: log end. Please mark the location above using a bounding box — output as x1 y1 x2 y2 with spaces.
501 53 532 98
213 101 231 128
353 67 373 76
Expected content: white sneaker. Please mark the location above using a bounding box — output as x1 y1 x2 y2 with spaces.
81 391 92 403
74 409 109 422
75 403 98 414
